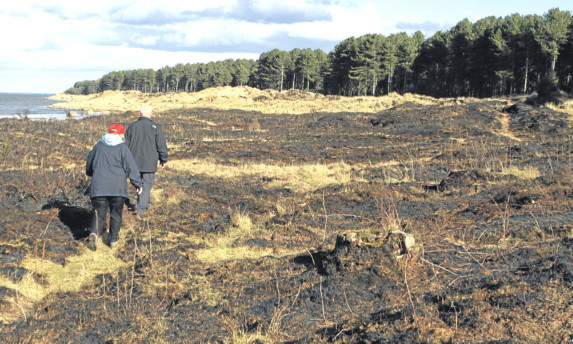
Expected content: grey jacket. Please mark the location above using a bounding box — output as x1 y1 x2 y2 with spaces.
86 134 142 198
125 117 168 173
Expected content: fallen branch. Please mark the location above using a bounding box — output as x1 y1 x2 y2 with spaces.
404 260 417 319
462 245 491 275
421 257 458 275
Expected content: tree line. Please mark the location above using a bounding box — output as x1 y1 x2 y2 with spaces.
67 8 573 98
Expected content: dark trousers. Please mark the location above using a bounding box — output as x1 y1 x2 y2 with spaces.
136 172 156 215
91 196 126 242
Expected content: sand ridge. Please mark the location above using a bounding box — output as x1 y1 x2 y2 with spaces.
49 86 468 115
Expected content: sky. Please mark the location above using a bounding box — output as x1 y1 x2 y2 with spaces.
0 0 571 94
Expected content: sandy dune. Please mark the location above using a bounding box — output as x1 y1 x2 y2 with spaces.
49 86 466 115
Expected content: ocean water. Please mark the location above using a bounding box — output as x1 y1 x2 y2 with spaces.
0 93 93 120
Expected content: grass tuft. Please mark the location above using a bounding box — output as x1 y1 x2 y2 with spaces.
500 165 540 179
169 159 362 193
0 245 126 322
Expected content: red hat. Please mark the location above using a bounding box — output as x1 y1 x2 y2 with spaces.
109 123 125 135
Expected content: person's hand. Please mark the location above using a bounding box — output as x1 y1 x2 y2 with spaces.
137 187 142 195
160 162 166 169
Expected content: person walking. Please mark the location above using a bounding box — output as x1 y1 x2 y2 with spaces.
86 124 142 251
125 104 168 218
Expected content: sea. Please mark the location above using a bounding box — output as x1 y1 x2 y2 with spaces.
0 93 93 120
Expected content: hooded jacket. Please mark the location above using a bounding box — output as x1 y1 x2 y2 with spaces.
86 134 142 198
125 117 168 173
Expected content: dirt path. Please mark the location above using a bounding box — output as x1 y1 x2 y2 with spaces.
496 111 522 142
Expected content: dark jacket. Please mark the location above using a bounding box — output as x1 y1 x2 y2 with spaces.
125 117 168 173
86 134 142 198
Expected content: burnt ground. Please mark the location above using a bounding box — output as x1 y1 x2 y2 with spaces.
0 100 571 343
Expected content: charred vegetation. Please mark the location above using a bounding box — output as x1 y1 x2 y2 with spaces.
0 98 571 343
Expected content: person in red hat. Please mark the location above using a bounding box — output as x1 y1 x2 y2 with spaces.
85 124 142 251
109 123 125 135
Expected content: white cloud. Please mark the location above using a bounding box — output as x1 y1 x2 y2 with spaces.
288 2 388 41
1 0 570 93
132 34 161 46
164 19 273 47
245 0 321 13
0 0 390 92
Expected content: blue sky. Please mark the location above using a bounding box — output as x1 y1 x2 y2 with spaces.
0 0 571 94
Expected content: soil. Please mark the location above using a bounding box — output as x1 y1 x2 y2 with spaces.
0 88 572 343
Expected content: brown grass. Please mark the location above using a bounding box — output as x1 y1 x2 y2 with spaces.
169 158 363 193
546 98 573 116
49 87 503 115
0 87 570 343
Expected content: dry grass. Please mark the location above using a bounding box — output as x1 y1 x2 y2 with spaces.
545 98 573 116
150 183 188 207
0 246 126 322
193 208 282 264
49 87 497 115
368 156 436 185
2 88 570 342
230 207 254 233
195 243 274 265
194 225 275 264
499 165 540 179
496 112 522 142
169 158 363 194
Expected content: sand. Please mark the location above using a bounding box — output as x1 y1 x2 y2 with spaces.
49 86 455 115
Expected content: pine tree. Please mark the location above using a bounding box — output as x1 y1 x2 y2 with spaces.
412 31 450 96
381 34 401 94
398 31 424 94
325 37 357 95
535 8 572 71
349 34 383 95
254 49 291 91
